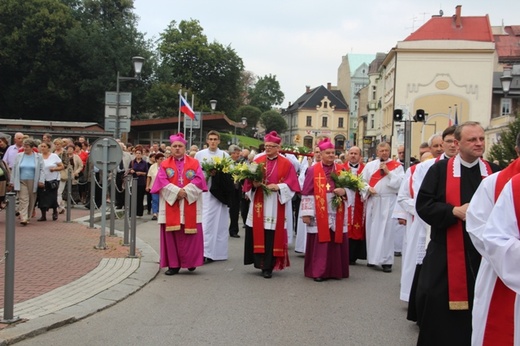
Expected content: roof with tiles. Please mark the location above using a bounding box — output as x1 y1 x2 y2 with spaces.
286 85 348 113
495 26 520 62
404 6 493 43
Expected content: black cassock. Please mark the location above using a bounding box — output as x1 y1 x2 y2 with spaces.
414 159 500 346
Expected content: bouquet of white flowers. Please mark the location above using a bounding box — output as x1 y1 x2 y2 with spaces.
200 155 233 181
330 170 365 209
230 162 271 195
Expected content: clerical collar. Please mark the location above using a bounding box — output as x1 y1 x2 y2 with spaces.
267 155 278 161
349 163 359 168
174 156 184 162
460 156 479 168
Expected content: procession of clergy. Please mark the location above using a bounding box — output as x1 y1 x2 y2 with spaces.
150 122 520 346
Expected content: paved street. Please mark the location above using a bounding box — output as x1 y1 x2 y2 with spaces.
16 216 419 346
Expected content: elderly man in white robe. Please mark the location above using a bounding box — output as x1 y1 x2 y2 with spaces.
361 142 404 273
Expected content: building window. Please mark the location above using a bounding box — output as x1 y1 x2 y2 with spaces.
322 116 328 128
372 86 377 100
306 116 312 126
338 117 344 128
303 136 313 148
501 98 512 116
370 114 374 129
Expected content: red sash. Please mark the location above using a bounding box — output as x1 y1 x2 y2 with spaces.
409 164 417 199
313 163 345 243
483 160 520 345
368 160 401 188
445 157 491 310
345 164 365 240
251 155 292 268
163 156 199 233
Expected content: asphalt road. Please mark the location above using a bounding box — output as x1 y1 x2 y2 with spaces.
18 216 418 346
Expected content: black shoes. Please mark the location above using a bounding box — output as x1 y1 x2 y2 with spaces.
382 265 392 273
52 210 58 221
37 216 47 222
349 260 357 265
394 252 402 257
204 257 214 263
262 270 272 279
367 263 375 267
188 267 196 272
314 277 324 282
230 233 240 238
165 267 180 276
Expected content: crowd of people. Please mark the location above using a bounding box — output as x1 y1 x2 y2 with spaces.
2 122 519 345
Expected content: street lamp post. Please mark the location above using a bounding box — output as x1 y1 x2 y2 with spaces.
200 100 217 148
115 56 144 139
233 117 247 144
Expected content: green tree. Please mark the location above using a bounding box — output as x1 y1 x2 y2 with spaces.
0 0 76 119
158 19 244 115
487 117 520 167
260 110 287 134
248 74 284 112
234 105 262 136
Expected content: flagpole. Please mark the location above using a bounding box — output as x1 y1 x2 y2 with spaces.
190 93 194 148
448 106 452 126
177 89 182 133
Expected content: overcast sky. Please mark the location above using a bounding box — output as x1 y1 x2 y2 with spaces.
133 0 520 108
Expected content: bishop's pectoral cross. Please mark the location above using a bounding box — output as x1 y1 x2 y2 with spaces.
179 175 184 186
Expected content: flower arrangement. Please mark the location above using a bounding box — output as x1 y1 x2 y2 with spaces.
230 162 271 195
330 170 365 209
280 145 313 157
200 155 233 181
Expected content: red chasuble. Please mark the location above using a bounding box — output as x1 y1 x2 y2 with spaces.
162 155 199 233
345 163 365 240
482 159 520 345
445 157 491 310
313 163 346 244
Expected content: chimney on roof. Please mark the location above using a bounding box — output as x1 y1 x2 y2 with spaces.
454 5 462 28
327 82 331 90
306 85 310 93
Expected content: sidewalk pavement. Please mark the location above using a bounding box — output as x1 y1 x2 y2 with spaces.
0 205 159 345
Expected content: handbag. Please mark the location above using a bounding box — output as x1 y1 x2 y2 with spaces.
46 180 59 190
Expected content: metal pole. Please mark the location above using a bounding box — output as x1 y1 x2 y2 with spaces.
129 177 138 257
109 168 116 236
404 120 412 172
96 139 109 249
115 72 120 139
66 166 72 222
123 175 130 246
234 124 237 144
177 89 182 133
89 168 95 229
2 193 20 323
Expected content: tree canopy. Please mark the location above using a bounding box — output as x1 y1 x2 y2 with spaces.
487 117 520 167
260 110 287 134
247 74 284 113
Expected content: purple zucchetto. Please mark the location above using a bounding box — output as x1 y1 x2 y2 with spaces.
264 131 282 145
318 138 334 151
169 133 187 145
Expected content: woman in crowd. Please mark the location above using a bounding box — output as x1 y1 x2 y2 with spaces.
37 141 64 221
53 138 68 213
65 144 84 204
75 141 88 204
0 136 10 210
129 146 148 217
9 138 45 225
146 152 164 220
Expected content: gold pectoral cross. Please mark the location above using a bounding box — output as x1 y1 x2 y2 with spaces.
326 182 331 191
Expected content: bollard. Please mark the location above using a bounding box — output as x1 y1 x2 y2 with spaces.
1 193 20 323
66 167 72 222
89 169 96 229
129 177 137 258
109 168 116 236
123 175 130 246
